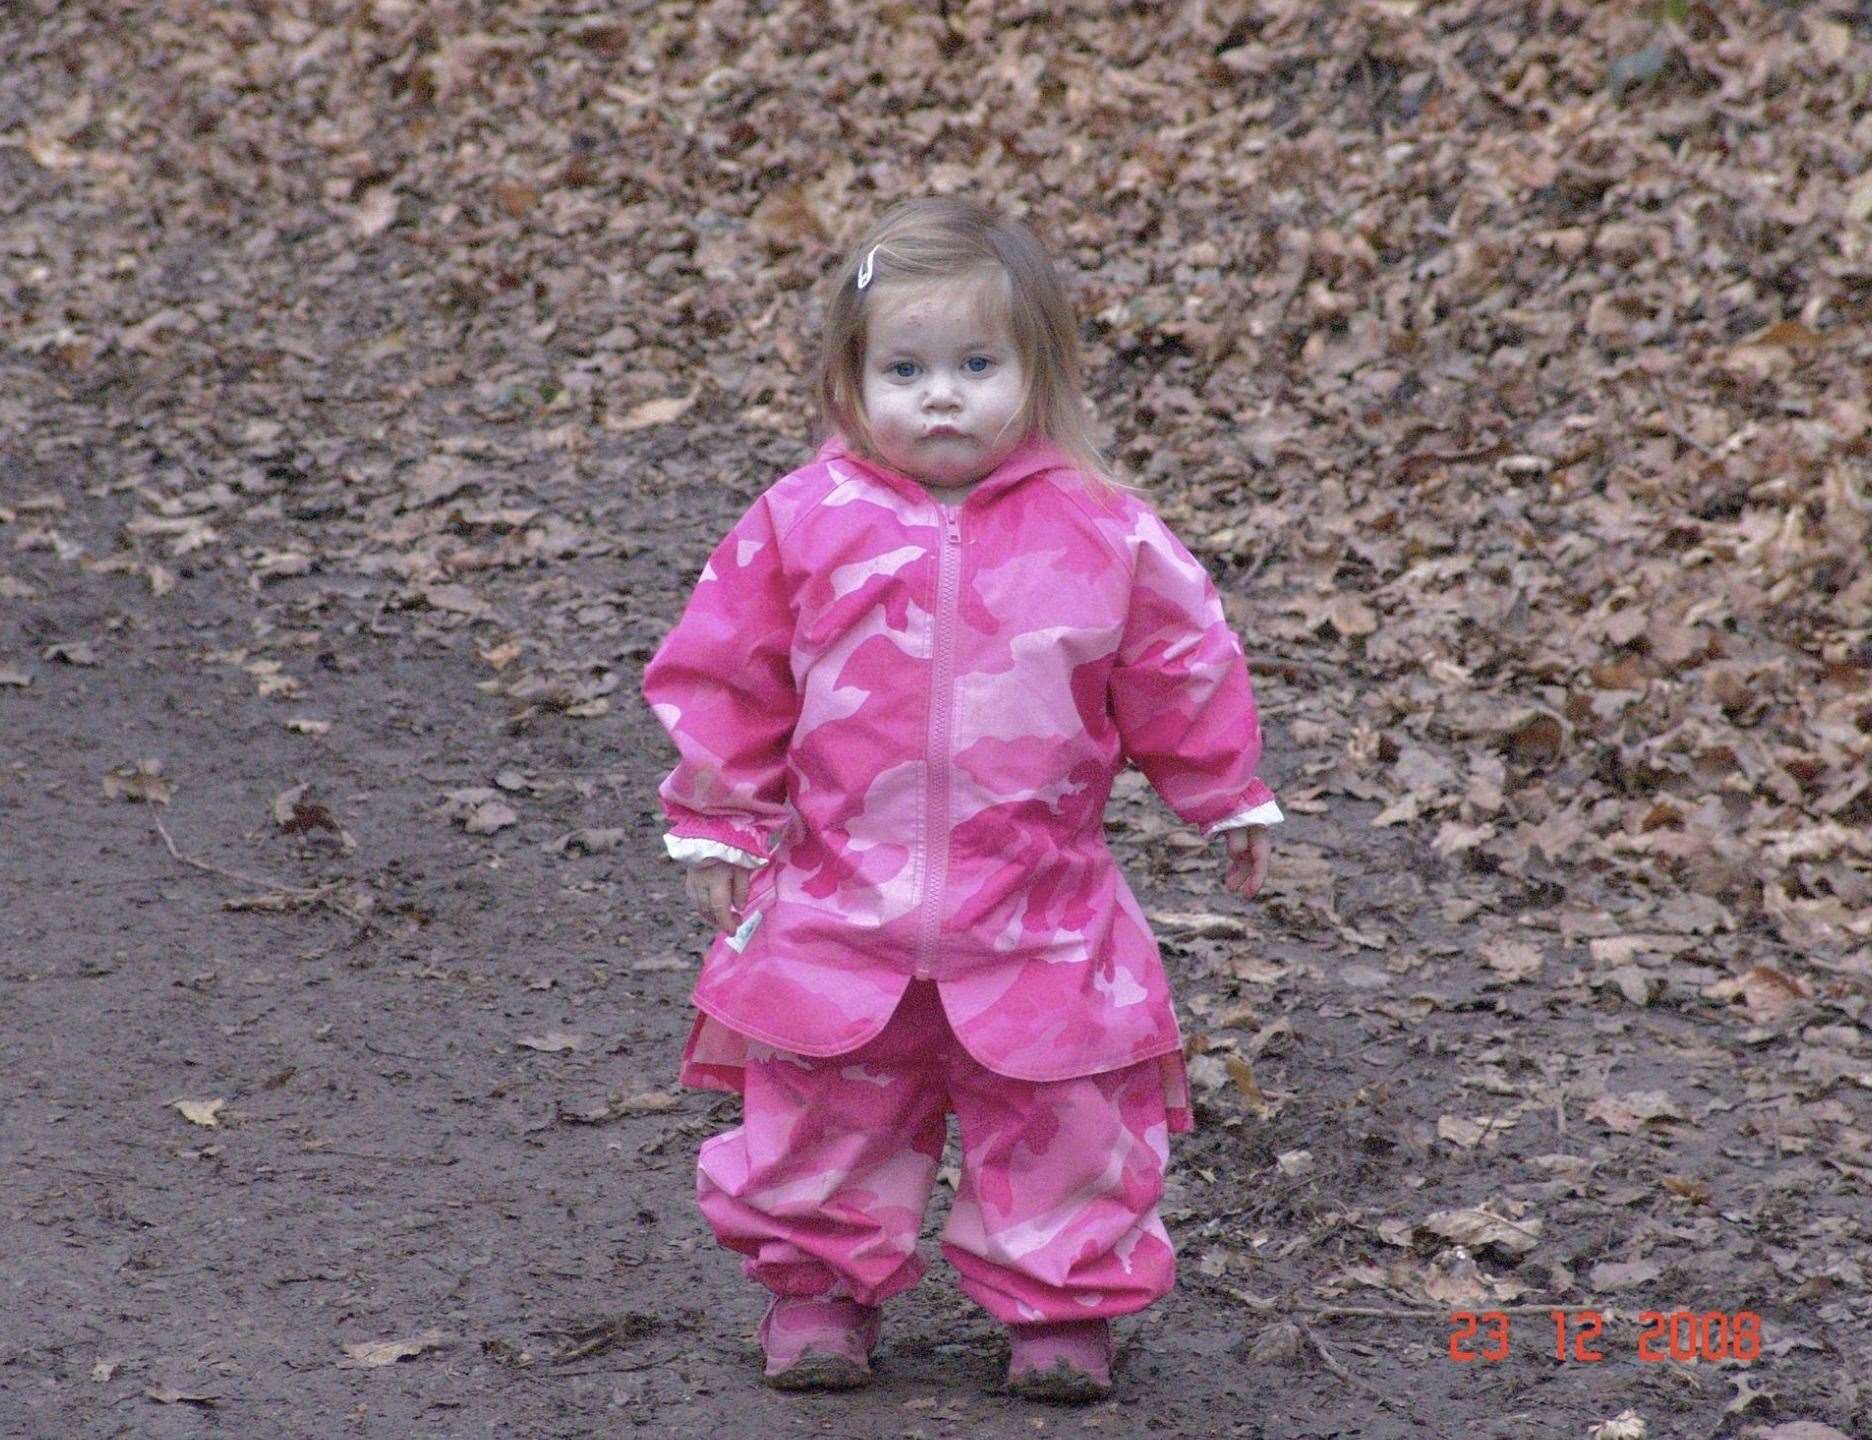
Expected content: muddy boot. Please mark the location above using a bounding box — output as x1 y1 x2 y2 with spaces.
1003 1318 1114 1403
757 1294 882 1390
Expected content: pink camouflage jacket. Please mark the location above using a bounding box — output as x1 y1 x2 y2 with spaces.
641 431 1280 1095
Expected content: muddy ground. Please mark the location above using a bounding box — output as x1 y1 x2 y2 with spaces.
2 418 1866 1440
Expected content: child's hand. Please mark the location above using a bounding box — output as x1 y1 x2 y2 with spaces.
685 859 751 933
1222 825 1270 901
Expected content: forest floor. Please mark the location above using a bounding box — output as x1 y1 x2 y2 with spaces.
5 394 1866 1440
4 4 1869 1438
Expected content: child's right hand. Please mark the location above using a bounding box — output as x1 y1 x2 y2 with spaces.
1223 825 1271 901
684 859 751 933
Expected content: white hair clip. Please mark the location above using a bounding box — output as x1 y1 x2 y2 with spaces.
856 245 878 291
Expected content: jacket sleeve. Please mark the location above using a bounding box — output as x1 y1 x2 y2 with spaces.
641 491 798 864
1109 505 1278 838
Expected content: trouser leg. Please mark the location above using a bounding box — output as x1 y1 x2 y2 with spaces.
695 982 950 1307
938 1039 1177 1324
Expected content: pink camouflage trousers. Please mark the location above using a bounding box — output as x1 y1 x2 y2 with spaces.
693 979 1178 1323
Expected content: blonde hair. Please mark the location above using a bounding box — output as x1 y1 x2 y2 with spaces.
812 196 1138 505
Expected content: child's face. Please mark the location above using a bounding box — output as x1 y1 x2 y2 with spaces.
859 273 1028 490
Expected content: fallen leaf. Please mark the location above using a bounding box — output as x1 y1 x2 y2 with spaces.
1419 1205 1542 1257
1586 1090 1688 1134
352 184 400 237
516 1031 587 1053
1480 938 1543 982
337 1328 452 1368
44 640 99 666
1225 1054 1269 1112
1502 710 1567 764
558 1090 679 1123
1247 1321 1305 1365
612 1089 678 1114
1702 965 1813 1023
1592 965 1664 1006
1587 1411 1646 1440
1146 910 1250 939
465 800 517 835
252 550 313 581
613 391 698 431
546 827 627 856
170 1098 225 1128
145 1384 219 1406
478 639 522 671
1588 1259 1662 1291
1438 1113 1517 1149
104 758 173 805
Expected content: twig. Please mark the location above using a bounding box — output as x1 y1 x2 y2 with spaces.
15 558 57 591
1249 653 1333 683
151 812 370 926
497 1350 673 1387
363 1040 439 1062
19 1160 139 1184
1296 1302 1565 1320
1297 1321 1434 1428
296 1144 455 1165
1644 377 1719 459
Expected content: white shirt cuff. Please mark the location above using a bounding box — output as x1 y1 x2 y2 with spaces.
664 834 767 868
1206 800 1284 834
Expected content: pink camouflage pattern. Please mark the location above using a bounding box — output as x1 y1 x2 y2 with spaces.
697 978 1177 1323
641 431 1277 1115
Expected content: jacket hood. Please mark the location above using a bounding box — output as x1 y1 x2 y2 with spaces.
814 431 1076 507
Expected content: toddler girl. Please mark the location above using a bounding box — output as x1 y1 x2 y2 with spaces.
641 195 1280 1402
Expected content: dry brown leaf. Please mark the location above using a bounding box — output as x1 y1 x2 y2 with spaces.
1585 1090 1688 1134
337 1329 453 1369
1418 1205 1542 1257
351 185 399 237
170 1098 225 1128
516 1031 587 1053
1702 964 1813 1023
613 391 698 432
1480 938 1543 982
104 758 172 805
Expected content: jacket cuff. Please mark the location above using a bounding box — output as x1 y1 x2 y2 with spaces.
664 834 767 868
1204 799 1284 837
663 814 772 863
1198 777 1281 838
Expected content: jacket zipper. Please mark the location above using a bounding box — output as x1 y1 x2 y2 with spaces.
915 506 963 979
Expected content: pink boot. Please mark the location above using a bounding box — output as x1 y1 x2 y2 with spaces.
757 1294 882 1390
1004 1318 1115 1402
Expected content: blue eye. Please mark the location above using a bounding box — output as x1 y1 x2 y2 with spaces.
890 361 917 378
966 356 991 373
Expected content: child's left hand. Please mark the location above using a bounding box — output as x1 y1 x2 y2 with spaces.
1222 825 1270 901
